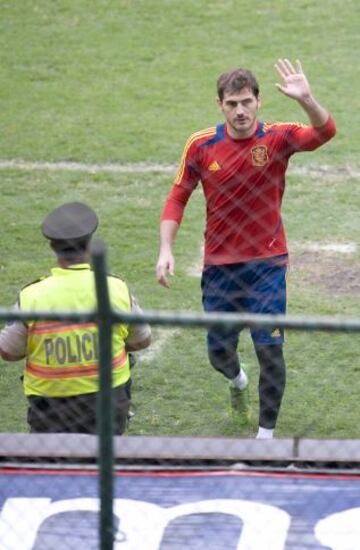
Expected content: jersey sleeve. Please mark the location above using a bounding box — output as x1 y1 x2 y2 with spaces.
160 137 201 224
284 115 336 154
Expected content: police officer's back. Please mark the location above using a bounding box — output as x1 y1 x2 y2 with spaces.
0 202 151 434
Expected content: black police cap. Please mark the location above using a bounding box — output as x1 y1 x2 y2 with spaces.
41 202 98 242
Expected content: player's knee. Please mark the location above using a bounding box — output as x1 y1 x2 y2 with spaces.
208 347 239 379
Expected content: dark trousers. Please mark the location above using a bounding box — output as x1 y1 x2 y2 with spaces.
27 382 130 434
201 260 287 429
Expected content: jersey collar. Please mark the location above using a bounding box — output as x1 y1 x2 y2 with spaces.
224 121 261 142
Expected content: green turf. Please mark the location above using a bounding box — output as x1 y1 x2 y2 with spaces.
0 169 358 438
0 0 359 165
0 0 359 438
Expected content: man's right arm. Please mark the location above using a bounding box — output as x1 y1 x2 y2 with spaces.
156 219 180 288
156 137 201 288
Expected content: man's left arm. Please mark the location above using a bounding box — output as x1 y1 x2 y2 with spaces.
274 58 336 149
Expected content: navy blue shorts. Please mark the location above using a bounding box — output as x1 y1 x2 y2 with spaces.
201 257 287 348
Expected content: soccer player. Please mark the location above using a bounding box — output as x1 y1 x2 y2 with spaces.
156 59 336 439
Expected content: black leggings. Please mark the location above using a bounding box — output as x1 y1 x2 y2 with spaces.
255 344 286 429
208 344 286 429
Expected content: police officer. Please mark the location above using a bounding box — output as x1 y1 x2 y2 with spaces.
0 202 151 434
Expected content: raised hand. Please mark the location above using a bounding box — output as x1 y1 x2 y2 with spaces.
274 59 312 101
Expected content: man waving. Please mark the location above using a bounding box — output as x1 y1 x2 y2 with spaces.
156 59 336 439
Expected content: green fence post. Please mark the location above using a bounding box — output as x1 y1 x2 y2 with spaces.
91 240 114 550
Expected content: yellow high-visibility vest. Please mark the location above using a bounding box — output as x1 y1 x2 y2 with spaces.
19 264 131 397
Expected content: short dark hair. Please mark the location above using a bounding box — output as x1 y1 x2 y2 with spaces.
217 68 260 101
50 237 90 262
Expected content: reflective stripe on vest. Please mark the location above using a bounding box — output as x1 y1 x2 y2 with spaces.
20 265 131 397
26 349 126 378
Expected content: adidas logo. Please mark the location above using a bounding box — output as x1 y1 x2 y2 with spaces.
271 329 281 338
208 161 221 172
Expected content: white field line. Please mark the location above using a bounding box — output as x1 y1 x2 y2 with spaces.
1 158 356 361
294 242 357 254
0 158 359 178
186 245 205 278
0 159 177 174
185 242 358 278
138 328 179 363
290 165 360 178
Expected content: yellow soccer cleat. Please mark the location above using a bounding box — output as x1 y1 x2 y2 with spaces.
229 380 252 423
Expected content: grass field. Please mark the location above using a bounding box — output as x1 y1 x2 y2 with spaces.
0 0 359 439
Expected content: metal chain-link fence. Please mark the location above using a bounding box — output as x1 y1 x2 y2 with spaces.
1 243 360 550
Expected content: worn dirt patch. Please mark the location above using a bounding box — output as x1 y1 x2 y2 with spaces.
290 252 360 296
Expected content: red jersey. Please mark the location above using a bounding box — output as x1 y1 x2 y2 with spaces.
161 116 336 265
